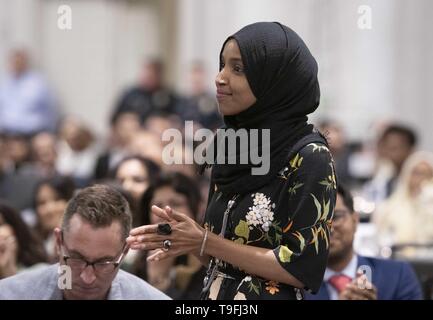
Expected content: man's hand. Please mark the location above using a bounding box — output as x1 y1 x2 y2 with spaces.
339 275 378 300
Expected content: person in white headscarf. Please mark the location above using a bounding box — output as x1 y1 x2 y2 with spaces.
373 151 433 251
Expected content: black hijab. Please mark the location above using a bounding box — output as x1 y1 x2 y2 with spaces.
207 22 321 196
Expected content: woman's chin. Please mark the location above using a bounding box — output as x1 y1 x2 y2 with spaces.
218 105 236 116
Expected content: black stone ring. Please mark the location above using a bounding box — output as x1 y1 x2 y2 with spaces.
157 223 172 235
162 239 172 251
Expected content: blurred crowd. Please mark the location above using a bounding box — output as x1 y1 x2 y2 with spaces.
0 49 221 298
319 121 433 257
1 49 433 299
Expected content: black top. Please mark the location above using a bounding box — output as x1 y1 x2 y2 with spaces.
203 138 336 300
113 87 178 123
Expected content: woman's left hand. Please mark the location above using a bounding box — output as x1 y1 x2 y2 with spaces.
126 205 205 262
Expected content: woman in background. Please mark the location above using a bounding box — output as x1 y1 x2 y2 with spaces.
374 151 433 253
114 155 160 227
0 201 47 279
33 175 75 261
132 171 205 299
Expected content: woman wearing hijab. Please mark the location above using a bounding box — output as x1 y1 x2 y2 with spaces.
374 151 433 253
127 22 337 300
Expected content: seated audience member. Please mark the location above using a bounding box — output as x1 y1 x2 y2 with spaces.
56 117 100 187
127 130 164 167
306 184 423 300
0 201 48 279
114 155 160 227
143 113 182 141
9 132 59 221
132 172 205 299
363 124 417 205
113 59 179 124
94 111 141 181
374 151 433 251
2 134 31 172
161 142 197 179
318 120 353 186
33 176 75 261
29 131 58 178
0 185 170 300
0 134 42 211
0 49 58 135
176 61 222 131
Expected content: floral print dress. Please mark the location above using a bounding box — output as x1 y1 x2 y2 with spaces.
202 139 337 300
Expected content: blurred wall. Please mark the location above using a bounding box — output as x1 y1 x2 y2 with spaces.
175 0 432 149
0 0 432 150
0 0 161 136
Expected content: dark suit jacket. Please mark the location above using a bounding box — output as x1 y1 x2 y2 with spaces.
306 255 423 300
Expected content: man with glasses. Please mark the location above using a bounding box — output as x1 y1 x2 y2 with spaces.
306 184 422 300
0 184 169 300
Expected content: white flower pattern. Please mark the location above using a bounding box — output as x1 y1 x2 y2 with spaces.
246 193 276 232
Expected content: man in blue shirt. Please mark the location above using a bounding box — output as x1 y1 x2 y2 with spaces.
0 49 58 135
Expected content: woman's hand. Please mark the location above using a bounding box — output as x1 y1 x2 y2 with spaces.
126 205 205 262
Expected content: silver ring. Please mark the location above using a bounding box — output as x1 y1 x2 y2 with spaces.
162 239 172 251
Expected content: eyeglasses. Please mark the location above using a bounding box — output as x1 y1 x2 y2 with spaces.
60 233 128 275
332 210 351 224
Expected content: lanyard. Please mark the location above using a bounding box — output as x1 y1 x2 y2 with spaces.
200 194 239 299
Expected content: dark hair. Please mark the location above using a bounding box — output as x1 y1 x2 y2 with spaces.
145 58 164 74
0 201 48 266
134 172 202 281
33 175 76 209
140 171 202 226
380 124 417 148
337 184 354 213
113 155 160 184
109 110 141 127
62 184 132 240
